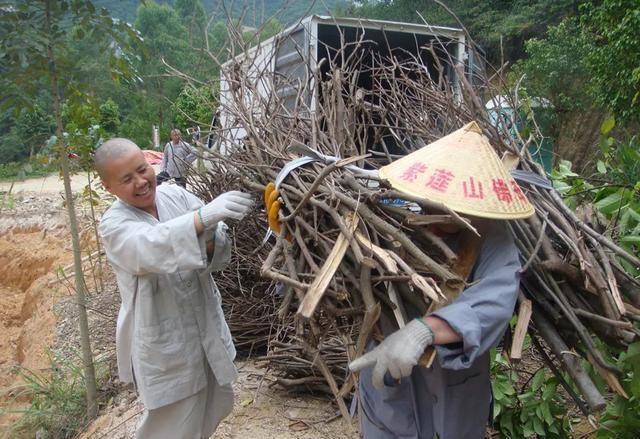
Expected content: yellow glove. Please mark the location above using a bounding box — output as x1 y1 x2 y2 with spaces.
263 182 282 234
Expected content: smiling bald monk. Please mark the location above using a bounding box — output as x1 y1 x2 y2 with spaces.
95 138 253 438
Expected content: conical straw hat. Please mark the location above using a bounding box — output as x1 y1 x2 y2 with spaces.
379 121 534 219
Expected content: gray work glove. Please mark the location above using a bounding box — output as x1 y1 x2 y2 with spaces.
199 191 253 229
349 318 434 389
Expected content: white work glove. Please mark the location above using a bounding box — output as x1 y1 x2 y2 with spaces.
199 191 253 229
349 318 434 389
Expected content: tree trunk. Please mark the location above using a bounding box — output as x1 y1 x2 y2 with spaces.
44 0 98 420
87 171 104 294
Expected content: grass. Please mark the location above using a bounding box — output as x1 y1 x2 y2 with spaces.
2 352 111 439
0 160 58 182
0 189 15 210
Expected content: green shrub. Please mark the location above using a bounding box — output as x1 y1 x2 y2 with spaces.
4 354 110 439
551 118 640 276
597 342 640 438
491 348 572 438
0 158 58 181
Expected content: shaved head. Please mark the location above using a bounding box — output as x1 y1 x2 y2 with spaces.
94 138 141 180
95 138 157 214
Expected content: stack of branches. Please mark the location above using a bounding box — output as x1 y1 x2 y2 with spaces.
193 21 639 418
189 159 278 357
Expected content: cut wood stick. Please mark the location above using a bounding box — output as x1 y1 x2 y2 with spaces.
343 303 382 399
332 191 460 285
382 189 479 236
404 214 456 226
594 242 626 316
387 250 441 302
311 348 353 425
574 308 633 329
533 308 606 412
297 214 359 319
547 189 640 267
387 282 408 328
355 231 398 273
359 258 377 310
510 295 532 362
354 303 382 359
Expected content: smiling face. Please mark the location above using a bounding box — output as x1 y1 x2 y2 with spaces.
101 148 157 216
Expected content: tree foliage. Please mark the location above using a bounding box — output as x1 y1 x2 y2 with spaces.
511 19 595 114
342 0 583 62
0 0 142 426
0 0 139 165
172 84 216 128
581 0 640 122
95 0 347 26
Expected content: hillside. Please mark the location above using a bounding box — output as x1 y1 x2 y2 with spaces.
95 0 347 25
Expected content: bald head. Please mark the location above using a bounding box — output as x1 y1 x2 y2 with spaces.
94 138 141 180
95 138 157 212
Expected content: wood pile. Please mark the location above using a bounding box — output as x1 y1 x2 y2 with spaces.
189 163 277 357
189 29 639 417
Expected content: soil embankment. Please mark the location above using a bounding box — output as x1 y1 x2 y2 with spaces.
0 193 73 431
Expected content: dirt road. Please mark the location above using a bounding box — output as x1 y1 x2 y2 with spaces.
0 173 89 195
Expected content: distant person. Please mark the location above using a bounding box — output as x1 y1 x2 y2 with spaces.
95 138 253 438
158 128 197 188
188 126 201 144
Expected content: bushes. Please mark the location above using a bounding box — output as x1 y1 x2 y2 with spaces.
0 159 57 181
4 354 111 439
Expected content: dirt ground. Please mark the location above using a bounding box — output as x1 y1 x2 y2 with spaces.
0 173 88 195
78 360 354 439
0 189 76 431
0 178 354 438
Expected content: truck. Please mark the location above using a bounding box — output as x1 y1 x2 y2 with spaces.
217 15 482 152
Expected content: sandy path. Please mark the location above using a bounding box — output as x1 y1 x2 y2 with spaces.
0 173 88 195
0 164 162 195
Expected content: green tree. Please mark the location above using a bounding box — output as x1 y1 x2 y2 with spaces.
0 105 55 164
257 17 283 41
17 105 56 158
173 84 216 128
134 1 194 137
581 0 640 122
344 0 585 63
99 98 121 135
175 0 206 45
510 18 605 171
0 0 139 423
512 19 594 113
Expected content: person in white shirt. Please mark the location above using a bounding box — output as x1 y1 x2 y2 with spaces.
95 138 253 438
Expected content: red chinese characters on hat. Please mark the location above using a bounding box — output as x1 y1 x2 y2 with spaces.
460 177 528 205
510 181 527 202
492 178 513 203
425 169 454 192
462 177 484 199
399 162 428 182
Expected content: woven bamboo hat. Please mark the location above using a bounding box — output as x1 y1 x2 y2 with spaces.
378 121 534 219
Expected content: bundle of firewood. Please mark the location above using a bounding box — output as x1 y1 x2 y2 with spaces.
189 163 277 356
188 30 639 417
